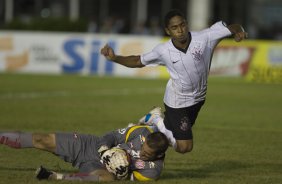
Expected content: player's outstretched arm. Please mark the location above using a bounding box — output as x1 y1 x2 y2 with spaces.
100 44 145 68
227 24 248 42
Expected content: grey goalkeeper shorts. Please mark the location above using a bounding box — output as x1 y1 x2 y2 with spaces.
55 132 105 173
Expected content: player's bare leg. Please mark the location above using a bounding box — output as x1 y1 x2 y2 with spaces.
175 139 193 154
139 107 194 154
32 133 56 153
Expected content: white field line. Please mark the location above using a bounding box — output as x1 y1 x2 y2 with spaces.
0 88 164 99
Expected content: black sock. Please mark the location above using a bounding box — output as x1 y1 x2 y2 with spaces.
0 132 33 148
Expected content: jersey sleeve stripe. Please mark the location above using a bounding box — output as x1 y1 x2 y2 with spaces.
132 171 153 181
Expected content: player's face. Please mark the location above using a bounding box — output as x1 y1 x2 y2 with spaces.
165 16 189 43
140 141 158 161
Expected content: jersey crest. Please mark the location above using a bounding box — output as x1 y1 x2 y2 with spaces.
190 42 203 61
135 159 145 169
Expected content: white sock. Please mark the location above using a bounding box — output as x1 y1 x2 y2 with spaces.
153 117 177 150
55 173 64 180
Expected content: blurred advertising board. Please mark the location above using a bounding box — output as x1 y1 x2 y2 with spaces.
0 31 162 77
0 31 282 82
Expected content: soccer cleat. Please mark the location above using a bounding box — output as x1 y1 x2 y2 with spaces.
35 166 53 180
138 107 162 126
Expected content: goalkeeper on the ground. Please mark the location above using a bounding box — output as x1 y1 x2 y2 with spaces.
0 124 168 181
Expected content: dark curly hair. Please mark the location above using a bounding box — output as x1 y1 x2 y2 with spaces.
164 9 185 28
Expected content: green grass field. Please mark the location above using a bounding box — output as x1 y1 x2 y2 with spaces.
0 73 281 184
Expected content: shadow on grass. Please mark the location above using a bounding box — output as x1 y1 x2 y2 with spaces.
0 166 74 173
162 160 252 179
0 167 35 172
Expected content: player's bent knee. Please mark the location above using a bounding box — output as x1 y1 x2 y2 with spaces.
176 140 193 154
177 145 193 154
32 133 56 152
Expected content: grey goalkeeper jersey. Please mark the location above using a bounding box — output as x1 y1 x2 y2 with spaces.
98 125 163 181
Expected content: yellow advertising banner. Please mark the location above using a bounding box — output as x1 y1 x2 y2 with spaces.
244 41 282 83
219 40 282 83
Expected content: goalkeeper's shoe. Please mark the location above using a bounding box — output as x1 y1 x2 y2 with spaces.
35 166 53 180
138 107 162 126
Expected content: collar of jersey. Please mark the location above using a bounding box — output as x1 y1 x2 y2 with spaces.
171 32 191 54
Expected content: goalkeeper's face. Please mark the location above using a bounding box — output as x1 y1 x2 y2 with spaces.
140 142 158 161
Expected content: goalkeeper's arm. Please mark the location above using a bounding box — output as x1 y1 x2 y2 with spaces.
98 128 129 149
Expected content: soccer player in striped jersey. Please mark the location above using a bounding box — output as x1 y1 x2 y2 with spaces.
100 9 247 154
0 125 168 181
